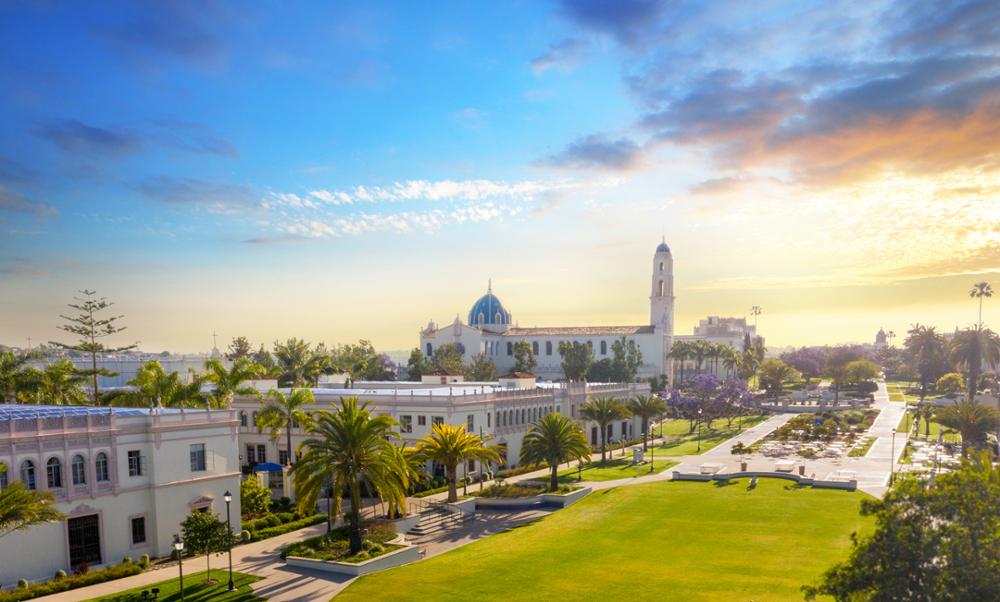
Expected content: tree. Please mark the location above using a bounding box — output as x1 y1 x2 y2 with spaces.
579 395 631 462
905 324 949 401
949 324 1000 401
803 460 1000 601
251 344 276 372
610 336 643 382
896 364 920 385
427 343 464 373
179 510 229 582
874 346 904 380
558 341 594 381
916 403 936 438
823 364 850 404
329 340 387 383
49 290 137 404
936 373 964 396
520 414 591 492
204 358 264 408
34 359 87 405
846 359 881 385
0 350 42 404
290 397 408 553
406 348 426 382
414 423 501 503
464 353 498 381
758 359 800 404
970 281 994 324
258 388 316 465
273 338 327 387
670 340 692 383
511 339 537 375
717 377 758 429
0 462 65 539
626 394 668 451
586 358 615 382
239 478 271 520
934 398 1000 457
102 361 192 408
225 337 253 361
784 347 827 384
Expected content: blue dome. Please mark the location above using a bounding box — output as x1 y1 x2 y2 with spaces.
469 283 511 327
655 239 670 253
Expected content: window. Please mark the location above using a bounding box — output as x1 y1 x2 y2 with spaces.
587 341 593 348
128 451 142 477
521 409 525 424
257 444 266 463
658 280 664 296
426 343 433 356
467 415 474 432
629 340 636 350
600 341 607 355
246 444 256 465
487 413 491 427
591 427 598 446
68 515 102 567
659 261 664 271
400 415 413 433
0 466 7 490
252 412 258 427
571 404 575 417
432 416 444 426
418 415 426 426
240 412 247 428
72 455 86 485
532 342 539 355
468 459 475 473
279 450 289 465
47 457 63 488
507 342 513 356
545 341 552 355
502 412 507 427
131 516 147 545
95 453 108 482
456 343 466 355
190 444 206 472
20 460 35 491
557 405 561 414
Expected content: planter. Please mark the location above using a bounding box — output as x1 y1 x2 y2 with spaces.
285 543 421 576
470 487 592 510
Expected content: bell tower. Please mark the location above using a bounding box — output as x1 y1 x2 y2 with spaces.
650 237 675 332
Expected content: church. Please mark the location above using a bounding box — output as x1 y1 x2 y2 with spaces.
419 239 678 382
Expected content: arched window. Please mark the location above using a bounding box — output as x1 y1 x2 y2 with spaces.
507 342 513 356
72 455 87 485
629 340 636 350
0 465 7 491
509 411 514 425
240 411 247 428
477 312 485 324
659 261 664 271
521 409 525 424
600 341 607 355
456 343 466 355
545 341 552 355
47 458 62 488
658 280 664 296
20 460 36 491
487 413 491 427
532 342 539 355
95 453 109 482
502 412 507 427
495 312 502 323
426 343 433 356
586 341 593 349
252 411 259 427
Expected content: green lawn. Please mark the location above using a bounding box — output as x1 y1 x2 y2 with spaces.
548 458 679 483
649 415 769 456
337 479 872 602
908 417 961 444
80 570 263 602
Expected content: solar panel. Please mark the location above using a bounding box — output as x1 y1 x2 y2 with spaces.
0 404 185 421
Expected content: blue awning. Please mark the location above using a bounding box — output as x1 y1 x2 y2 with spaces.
252 462 284 472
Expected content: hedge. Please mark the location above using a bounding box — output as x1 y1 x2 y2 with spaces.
0 564 142 602
242 510 302 533
412 485 451 499
253 514 326 540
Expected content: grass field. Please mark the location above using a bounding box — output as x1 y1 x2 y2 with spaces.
548 458 679 483
908 417 961 444
336 479 871 602
649 415 769 456
80 570 263 602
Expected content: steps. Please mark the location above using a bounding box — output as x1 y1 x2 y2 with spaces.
408 505 475 536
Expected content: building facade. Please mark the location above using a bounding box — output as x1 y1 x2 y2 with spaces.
0 405 241 588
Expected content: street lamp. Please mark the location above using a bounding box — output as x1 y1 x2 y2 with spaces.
172 535 185 602
224 490 235 592
697 409 703 453
889 428 896 485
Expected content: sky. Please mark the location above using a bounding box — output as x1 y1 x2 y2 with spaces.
1 0 998 354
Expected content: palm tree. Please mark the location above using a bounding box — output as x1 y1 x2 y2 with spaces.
31 360 87 405
414 423 501 503
691 340 710 376
0 350 42 404
273 338 328 387
203 358 264 408
0 462 66 539
970 282 994 324
915 403 936 438
626 394 668 451
290 397 407 554
905 324 948 400
520 414 591 492
386 444 429 517
758 360 800 404
949 324 1000 401
822 364 850 404
722 347 740 378
934 398 1000 458
579 395 631 462
258 388 316 466
669 341 692 384
739 350 760 383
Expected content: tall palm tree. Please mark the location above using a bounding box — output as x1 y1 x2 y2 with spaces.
934 398 1000 458
758 360 800 404
273 338 328 388
669 341 692 384
970 282 994 325
35 359 88 405
290 398 407 554
823 364 850 404
520 414 591 492
579 395 631 462
258 388 316 466
905 324 948 400
0 350 42 404
626 394 668 451
722 347 741 378
739 350 760 383
386 444 429 517
414 423 501 503
691 340 710 376
949 324 1000 401
203 358 265 408
916 402 936 438
0 462 66 539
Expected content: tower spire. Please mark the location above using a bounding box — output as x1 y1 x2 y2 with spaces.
488 278 492 293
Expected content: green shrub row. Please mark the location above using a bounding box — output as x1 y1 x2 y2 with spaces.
412 484 451 498
497 462 548 478
242 510 302 533
252 514 326 541
0 564 142 602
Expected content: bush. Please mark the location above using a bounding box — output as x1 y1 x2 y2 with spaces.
53 571 66 580
412 484 450 499
275 512 295 524
269 496 293 514
253 514 326 541
0 564 143 602
121 557 131 565
138 555 149 569
17 581 28 590
240 477 272 519
170 549 180 561
241 530 251 542
497 463 548 479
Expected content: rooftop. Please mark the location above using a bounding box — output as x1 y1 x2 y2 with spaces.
503 325 656 336
0 404 185 420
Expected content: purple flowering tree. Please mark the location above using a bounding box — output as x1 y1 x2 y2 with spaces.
665 388 701 434
784 347 827 384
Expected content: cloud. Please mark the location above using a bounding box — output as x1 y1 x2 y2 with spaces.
530 38 590 75
453 108 486 129
687 175 757 196
307 179 571 205
32 119 143 159
557 0 669 46
132 176 259 213
149 120 240 159
0 185 58 219
0 157 40 185
537 134 646 171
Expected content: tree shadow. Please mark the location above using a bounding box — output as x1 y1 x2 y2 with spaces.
712 479 737 488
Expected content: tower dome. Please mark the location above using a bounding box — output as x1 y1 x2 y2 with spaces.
469 280 511 329
655 236 670 253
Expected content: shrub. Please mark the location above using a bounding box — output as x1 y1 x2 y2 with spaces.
138 555 149 569
121 557 131 565
253 514 326 541
169 549 180 561
241 530 251 542
275 512 295 524
17 581 28 590
412 484 450 499
240 477 272 519
497 463 548 479
53 571 66 580
354 551 370 561
0 565 142 602
269 496 293 514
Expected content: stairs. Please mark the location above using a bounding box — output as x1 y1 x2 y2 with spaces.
407 501 476 536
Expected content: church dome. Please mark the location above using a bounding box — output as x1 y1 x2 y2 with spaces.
655 237 670 253
469 281 511 327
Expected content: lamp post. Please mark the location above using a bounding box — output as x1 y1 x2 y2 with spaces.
224 490 235 592
889 428 896 485
697 408 703 453
172 536 185 602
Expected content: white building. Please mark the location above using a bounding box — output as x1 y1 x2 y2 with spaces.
673 316 761 378
418 239 677 383
0 405 241 588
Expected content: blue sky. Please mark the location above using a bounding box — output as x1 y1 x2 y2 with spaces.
2 0 999 353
